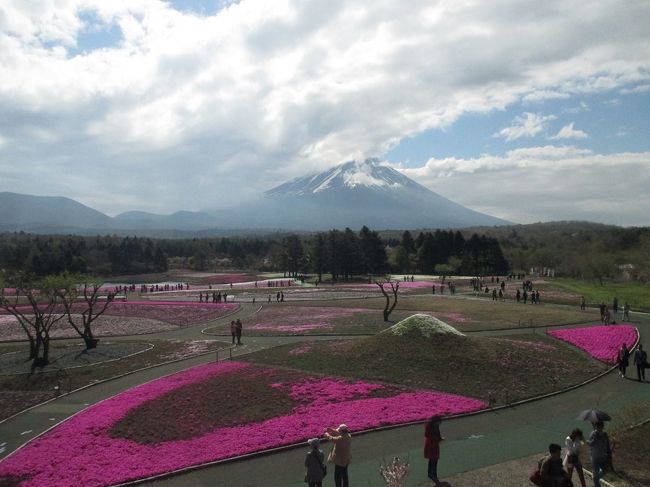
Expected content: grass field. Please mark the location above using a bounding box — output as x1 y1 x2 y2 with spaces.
544 278 650 312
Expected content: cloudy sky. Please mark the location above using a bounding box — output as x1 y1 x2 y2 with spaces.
1 0 649 225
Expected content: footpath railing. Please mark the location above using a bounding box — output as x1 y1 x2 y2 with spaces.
215 347 233 362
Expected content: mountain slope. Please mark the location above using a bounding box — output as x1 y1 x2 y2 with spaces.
253 159 508 229
0 192 113 231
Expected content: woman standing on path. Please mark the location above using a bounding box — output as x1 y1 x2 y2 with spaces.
304 438 326 487
564 428 586 487
424 416 444 485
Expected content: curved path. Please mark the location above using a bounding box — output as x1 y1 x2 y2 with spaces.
0 296 648 487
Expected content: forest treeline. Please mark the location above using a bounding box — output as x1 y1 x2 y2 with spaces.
0 227 507 279
1 221 647 281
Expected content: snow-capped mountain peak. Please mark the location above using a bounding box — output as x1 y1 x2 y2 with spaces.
266 158 411 196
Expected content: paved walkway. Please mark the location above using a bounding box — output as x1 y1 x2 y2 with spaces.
0 297 648 487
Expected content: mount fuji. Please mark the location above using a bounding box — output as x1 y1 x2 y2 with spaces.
243 158 508 230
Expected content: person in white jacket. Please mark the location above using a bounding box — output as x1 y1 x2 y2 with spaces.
564 428 586 487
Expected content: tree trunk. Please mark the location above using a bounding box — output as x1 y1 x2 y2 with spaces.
28 336 37 360
383 309 389 321
83 330 99 350
31 335 49 371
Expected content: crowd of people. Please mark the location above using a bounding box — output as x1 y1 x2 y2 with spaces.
198 291 228 303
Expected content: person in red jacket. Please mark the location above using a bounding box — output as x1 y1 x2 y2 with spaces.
424 416 444 485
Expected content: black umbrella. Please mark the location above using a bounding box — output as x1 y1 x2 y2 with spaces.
577 409 611 422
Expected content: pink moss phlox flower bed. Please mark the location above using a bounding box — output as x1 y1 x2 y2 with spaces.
547 325 638 364
103 301 237 326
248 306 372 334
0 362 485 486
249 322 334 332
345 281 433 290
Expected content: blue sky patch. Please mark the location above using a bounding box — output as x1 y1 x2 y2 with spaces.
71 11 123 55
384 88 650 167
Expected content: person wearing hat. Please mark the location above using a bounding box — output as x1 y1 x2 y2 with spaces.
324 424 352 487
304 438 326 487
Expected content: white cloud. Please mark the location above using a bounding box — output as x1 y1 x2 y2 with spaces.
621 83 650 94
401 148 650 226
550 122 589 139
0 0 649 218
495 113 557 141
523 90 570 103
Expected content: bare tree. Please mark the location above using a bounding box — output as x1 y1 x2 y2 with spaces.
0 275 66 371
375 278 399 322
54 275 114 350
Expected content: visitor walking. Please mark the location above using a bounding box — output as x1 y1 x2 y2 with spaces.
564 429 586 487
304 438 326 487
324 424 351 487
235 318 243 345
633 344 647 382
618 343 630 378
230 321 236 345
588 421 611 487
623 301 630 321
580 296 586 311
424 416 444 485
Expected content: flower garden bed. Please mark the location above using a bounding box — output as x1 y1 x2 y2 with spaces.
0 361 485 486
204 305 393 335
546 324 638 364
102 301 238 326
0 302 238 342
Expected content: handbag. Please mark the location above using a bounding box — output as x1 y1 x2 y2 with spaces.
529 468 542 487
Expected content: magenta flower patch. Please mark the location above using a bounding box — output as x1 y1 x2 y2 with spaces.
0 362 485 486
547 324 638 364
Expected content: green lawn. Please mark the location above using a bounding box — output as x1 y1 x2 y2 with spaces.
548 278 650 312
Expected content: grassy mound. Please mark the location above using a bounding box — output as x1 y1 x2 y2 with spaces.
385 313 465 338
243 331 607 403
